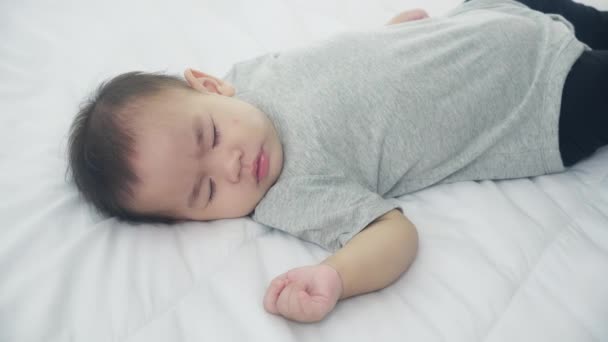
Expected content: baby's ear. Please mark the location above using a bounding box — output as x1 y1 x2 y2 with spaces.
184 68 235 96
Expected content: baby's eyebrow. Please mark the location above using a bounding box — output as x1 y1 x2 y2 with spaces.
193 116 203 144
187 116 213 210
188 175 203 208
188 117 205 209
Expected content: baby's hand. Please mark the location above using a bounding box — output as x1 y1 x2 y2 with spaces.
263 264 343 323
386 9 429 25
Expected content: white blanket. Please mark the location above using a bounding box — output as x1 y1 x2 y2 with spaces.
1 0 607 341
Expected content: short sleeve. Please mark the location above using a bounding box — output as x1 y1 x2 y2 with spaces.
251 175 401 252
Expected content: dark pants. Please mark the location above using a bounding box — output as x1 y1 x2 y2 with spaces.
466 0 608 166
560 49 608 166
514 0 608 166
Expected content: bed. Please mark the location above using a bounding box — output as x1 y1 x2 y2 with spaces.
1 0 607 341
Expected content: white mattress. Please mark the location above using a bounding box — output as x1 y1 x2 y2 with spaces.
1 0 607 341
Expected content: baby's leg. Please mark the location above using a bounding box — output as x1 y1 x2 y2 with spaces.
510 0 608 165
513 0 608 49
558 50 608 166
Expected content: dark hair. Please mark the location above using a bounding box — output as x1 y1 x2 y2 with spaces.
67 71 191 224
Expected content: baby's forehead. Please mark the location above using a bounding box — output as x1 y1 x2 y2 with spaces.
127 88 191 122
136 87 185 108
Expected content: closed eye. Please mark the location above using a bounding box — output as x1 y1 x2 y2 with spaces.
196 130 203 145
212 118 221 148
209 178 216 202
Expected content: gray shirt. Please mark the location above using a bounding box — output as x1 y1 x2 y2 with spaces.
223 0 586 252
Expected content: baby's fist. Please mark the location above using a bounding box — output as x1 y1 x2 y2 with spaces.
263 264 343 323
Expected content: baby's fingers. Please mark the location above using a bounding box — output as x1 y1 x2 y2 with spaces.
276 283 305 321
276 284 325 323
296 291 332 323
263 277 288 314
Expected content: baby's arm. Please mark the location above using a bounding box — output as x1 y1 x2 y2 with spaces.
323 209 418 299
263 209 418 322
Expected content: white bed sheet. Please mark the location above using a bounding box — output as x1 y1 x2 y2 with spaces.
1 0 607 341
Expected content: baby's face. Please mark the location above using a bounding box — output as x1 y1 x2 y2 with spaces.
128 87 283 221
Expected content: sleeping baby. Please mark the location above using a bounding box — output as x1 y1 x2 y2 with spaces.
67 0 607 323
